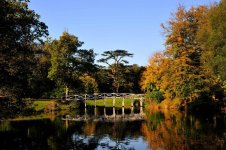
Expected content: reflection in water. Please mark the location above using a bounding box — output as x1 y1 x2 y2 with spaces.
0 107 225 150
142 110 226 150
64 106 145 122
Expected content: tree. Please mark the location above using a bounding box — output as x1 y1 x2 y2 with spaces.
27 44 55 98
122 64 145 93
161 5 213 101
0 0 48 98
197 0 226 82
98 50 133 93
140 52 171 100
79 73 99 94
45 32 96 97
95 67 113 93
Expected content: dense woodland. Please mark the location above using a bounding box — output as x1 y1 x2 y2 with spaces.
0 0 225 111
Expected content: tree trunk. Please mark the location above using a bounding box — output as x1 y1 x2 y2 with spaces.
65 85 69 99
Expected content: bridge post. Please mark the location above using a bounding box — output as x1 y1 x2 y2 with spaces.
131 97 134 108
94 94 97 107
113 107 116 118
122 97 125 107
94 107 97 118
104 93 106 107
140 106 143 115
113 96 115 107
140 98 144 115
104 107 106 117
139 98 143 107
122 107 125 117
84 94 87 108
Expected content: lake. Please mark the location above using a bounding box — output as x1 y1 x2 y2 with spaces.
0 106 225 150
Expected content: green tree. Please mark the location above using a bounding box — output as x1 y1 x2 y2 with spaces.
198 0 226 82
27 44 55 98
0 0 48 98
45 32 96 97
98 50 133 93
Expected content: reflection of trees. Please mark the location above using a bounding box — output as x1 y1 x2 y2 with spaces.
141 110 226 150
146 111 164 131
94 121 142 140
0 121 11 132
83 121 97 135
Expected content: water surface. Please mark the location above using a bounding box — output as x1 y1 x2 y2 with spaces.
0 107 225 150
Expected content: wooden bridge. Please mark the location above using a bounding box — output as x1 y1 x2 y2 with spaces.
65 93 146 108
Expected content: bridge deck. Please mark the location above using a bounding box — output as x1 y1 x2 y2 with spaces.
65 93 145 101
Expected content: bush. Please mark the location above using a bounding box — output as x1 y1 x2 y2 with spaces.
50 86 65 98
149 90 164 103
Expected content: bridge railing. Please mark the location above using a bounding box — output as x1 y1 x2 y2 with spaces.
65 93 145 101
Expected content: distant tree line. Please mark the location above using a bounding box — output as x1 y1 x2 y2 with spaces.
141 0 226 104
0 0 145 100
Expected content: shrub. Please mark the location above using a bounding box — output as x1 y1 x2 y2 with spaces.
149 90 164 103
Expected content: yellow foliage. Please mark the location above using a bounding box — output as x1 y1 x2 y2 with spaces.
79 73 99 93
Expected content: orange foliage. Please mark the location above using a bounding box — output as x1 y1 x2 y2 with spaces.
141 5 218 101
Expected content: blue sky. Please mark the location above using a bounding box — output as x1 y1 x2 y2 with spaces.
29 0 219 66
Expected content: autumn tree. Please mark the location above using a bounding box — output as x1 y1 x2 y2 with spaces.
98 50 133 93
141 52 169 101
142 5 224 102
0 0 48 98
161 6 216 101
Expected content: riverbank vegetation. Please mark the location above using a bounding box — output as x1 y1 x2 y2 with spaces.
141 0 226 111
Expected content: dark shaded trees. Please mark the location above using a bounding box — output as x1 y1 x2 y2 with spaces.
122 64 145 93
0 0 48 98
95 67 113 93
27 44 55 98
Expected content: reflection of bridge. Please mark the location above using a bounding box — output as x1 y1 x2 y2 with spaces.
63 93 146 122
62 106 145 122
65 93 146 108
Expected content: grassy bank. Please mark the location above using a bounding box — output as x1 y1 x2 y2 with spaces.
31 100 71 112
86 98 134 108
